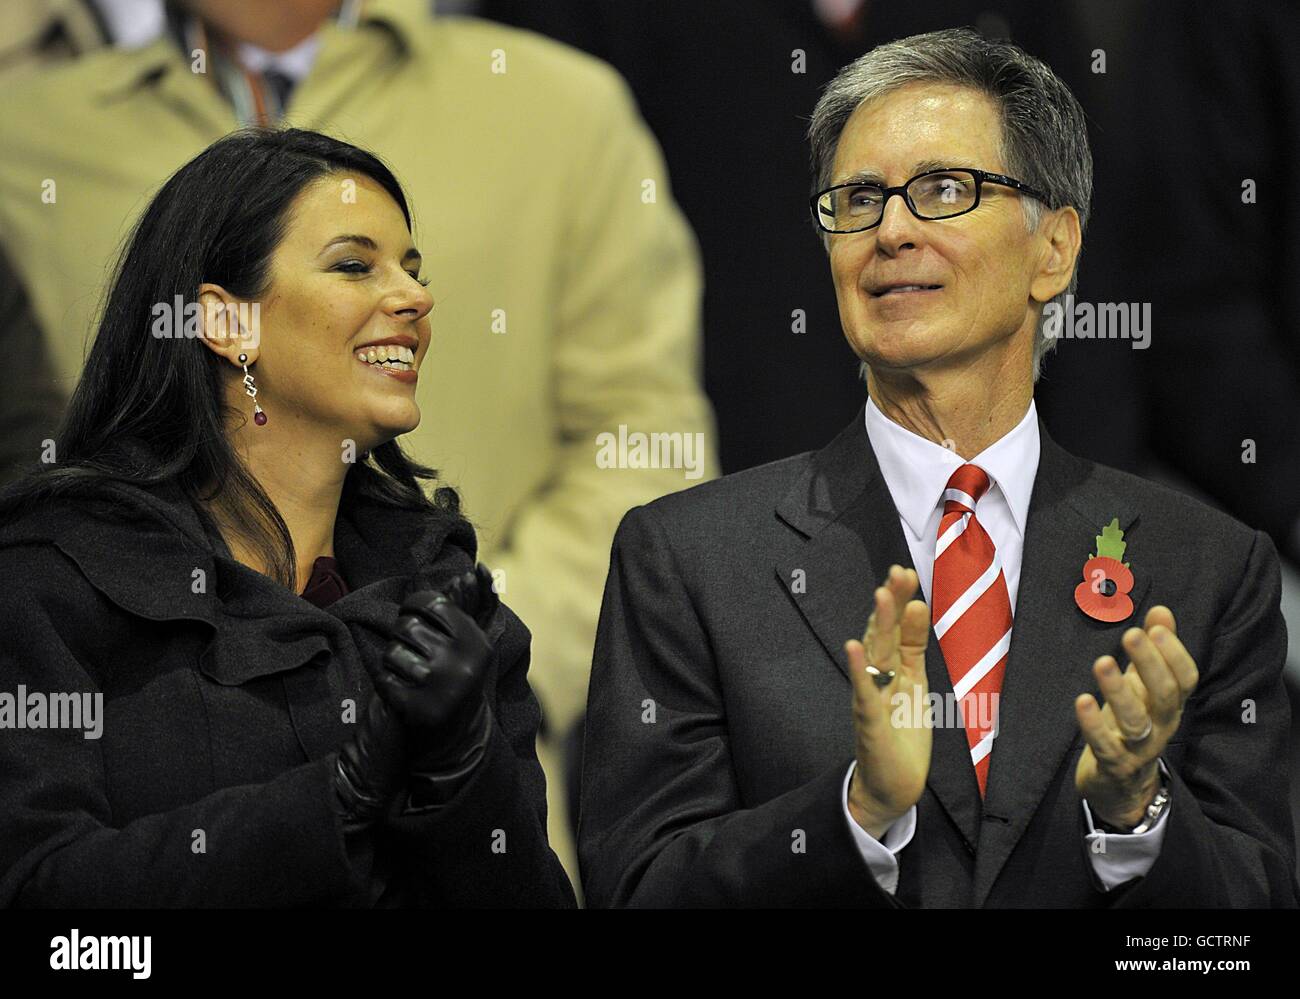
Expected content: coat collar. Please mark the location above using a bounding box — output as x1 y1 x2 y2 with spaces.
775 402 1151 906
0 454 479 689
86 0 433 103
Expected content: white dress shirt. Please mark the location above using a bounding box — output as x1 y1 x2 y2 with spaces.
841 396 1169 895
92 0 165 49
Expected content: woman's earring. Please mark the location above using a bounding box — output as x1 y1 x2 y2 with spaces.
238 352 267 426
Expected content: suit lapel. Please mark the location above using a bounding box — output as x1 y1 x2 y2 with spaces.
972 418 1152 905
775 404 983 850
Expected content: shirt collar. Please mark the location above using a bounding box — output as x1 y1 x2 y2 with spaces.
89 0 165 48
864 393 1040 542
234 33 321 82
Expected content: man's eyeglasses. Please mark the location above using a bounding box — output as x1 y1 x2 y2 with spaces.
810 168 1051 234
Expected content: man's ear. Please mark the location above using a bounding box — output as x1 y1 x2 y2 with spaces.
196 283 259 365
1029 205 1082 304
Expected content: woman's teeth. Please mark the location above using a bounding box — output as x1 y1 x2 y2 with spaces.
355 344 416 371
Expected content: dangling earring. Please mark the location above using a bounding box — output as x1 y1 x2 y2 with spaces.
238 352 267 426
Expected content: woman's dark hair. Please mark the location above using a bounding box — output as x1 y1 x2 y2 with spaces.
0 127 461 588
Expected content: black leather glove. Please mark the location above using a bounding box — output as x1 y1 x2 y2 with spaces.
374 563 500 805
332 688 410 831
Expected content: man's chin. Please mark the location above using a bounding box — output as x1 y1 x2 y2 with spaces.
850 323 972 371
852 344 947 374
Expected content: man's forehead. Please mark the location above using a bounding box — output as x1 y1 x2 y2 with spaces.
830 86 1003 186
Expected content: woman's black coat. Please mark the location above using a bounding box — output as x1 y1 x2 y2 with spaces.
0 465 576 907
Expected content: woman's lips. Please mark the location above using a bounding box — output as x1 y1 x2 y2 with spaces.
356 354 418 383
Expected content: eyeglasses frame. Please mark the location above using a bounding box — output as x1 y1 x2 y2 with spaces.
810 167 1052 234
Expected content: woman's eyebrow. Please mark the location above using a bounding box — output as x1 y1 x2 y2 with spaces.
318 234 422 263
318 234 378 255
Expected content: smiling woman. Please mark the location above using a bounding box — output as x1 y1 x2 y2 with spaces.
9 128 444 591
0 128 575 908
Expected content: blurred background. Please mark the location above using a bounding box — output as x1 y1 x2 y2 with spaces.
3 0 1298 898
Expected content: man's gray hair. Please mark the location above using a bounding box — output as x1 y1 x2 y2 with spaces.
807 27 1093 381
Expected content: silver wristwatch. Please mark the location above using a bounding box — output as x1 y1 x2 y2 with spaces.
1099 779 1170 835
1128 780 1171 834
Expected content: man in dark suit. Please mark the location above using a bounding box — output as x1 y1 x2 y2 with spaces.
578 27 1300 907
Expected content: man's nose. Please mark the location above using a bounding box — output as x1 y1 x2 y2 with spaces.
875 192 923 254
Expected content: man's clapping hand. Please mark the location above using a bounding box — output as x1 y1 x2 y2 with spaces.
845 564 933 839
1075 605 1197 828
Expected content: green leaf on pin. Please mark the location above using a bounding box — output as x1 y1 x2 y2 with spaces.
1094 517 1130 568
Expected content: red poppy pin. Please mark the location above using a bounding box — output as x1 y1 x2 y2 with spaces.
1074 517 1134 623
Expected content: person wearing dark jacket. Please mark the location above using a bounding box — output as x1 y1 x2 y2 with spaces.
578 29 1299 909
0 126 575 908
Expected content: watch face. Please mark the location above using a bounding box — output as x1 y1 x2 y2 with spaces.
1098 786 1168 835
1134 788 1171 833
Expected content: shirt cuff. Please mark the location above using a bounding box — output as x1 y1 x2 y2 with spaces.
1081 758 1172 891
841 761 916 895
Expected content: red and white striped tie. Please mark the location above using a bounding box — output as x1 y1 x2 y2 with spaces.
930 464 1013 798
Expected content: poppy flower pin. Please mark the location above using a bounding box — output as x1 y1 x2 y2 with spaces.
1074 518 1134 623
